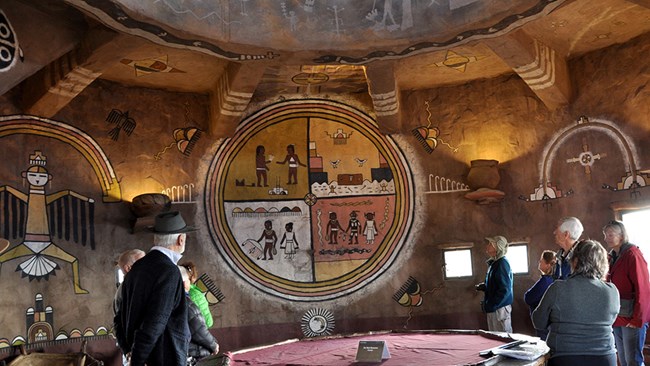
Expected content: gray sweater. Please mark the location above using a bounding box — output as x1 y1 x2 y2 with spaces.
532 275 619 358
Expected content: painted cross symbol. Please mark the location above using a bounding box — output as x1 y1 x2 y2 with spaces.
566 138 606 179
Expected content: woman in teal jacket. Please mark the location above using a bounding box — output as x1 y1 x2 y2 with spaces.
476 235 513 332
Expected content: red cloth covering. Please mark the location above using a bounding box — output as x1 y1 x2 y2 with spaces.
231 331 509 365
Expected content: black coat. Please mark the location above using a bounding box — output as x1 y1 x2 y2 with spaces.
114 250 189 366
187 297 218 358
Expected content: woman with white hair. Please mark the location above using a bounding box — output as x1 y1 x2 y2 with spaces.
533 240 619 366
475 235 513 333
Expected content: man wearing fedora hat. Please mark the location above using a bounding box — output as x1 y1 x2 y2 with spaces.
114 211 197 366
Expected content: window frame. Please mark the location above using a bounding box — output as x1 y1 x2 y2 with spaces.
439 242 474 280
505 242 530 276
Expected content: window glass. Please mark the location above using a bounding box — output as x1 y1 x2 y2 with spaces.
506 243 529 274
443 249 473 278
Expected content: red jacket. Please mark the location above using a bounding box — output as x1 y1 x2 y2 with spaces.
608 244 650 327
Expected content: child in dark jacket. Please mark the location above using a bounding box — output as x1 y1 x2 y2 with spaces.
524 250 556 339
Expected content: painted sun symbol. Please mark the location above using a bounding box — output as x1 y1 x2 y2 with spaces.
301 308 335 338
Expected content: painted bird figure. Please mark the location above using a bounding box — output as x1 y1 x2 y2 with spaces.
354 158 367 167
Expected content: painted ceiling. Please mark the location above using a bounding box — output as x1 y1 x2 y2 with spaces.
2 0 650 130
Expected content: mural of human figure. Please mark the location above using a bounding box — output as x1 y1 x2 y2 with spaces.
0 151 93 294
279 222 299 259
257 220 277 260
326 212 344 244
363 212 378 245
255 145 273 187
276 144 306 185
345 211 361 245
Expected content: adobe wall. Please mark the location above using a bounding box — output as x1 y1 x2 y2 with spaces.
1 30 649 365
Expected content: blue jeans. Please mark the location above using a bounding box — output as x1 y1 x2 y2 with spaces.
613 323 648 366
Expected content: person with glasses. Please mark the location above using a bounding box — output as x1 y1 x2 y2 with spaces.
603 220 650 366
533 240 619 366
180 261 214 328
179 265 219 365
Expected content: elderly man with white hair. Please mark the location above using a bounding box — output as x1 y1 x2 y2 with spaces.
475 235 513 333
553 217 584 280
114 211 196 366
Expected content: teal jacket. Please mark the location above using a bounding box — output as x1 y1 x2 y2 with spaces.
483 257 514 313
189 283 213 328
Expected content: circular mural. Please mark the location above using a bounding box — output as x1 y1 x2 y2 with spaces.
205 99 413 301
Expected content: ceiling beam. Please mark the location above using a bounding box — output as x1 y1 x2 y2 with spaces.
484 29 572 111
365 60 401 134
623 0 650 8
0 0 84 96
22 29 144 117
208 62 266 138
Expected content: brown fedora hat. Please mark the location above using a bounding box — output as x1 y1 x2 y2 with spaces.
151 211 197 234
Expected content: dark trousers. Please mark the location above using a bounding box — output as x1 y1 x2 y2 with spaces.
548 353 617 366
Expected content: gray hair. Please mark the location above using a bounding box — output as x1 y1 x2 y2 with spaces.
486 236 508 259
558 217 584 241
571 240 609 280
154 233 184 248
602 220 629 243
178 265 190 283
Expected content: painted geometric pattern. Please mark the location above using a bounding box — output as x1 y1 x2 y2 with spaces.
205 100 414 301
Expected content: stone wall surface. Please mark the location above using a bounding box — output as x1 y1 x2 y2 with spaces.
0 30 649 365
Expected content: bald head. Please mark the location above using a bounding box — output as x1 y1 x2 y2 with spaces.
117 249 145 274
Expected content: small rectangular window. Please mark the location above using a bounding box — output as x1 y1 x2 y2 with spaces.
506 243 529 274
443 248 473 279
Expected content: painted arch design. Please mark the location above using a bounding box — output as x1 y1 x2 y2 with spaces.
541 118 639 181
0 115 121 202
535 117 642 198
205 99 414 301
